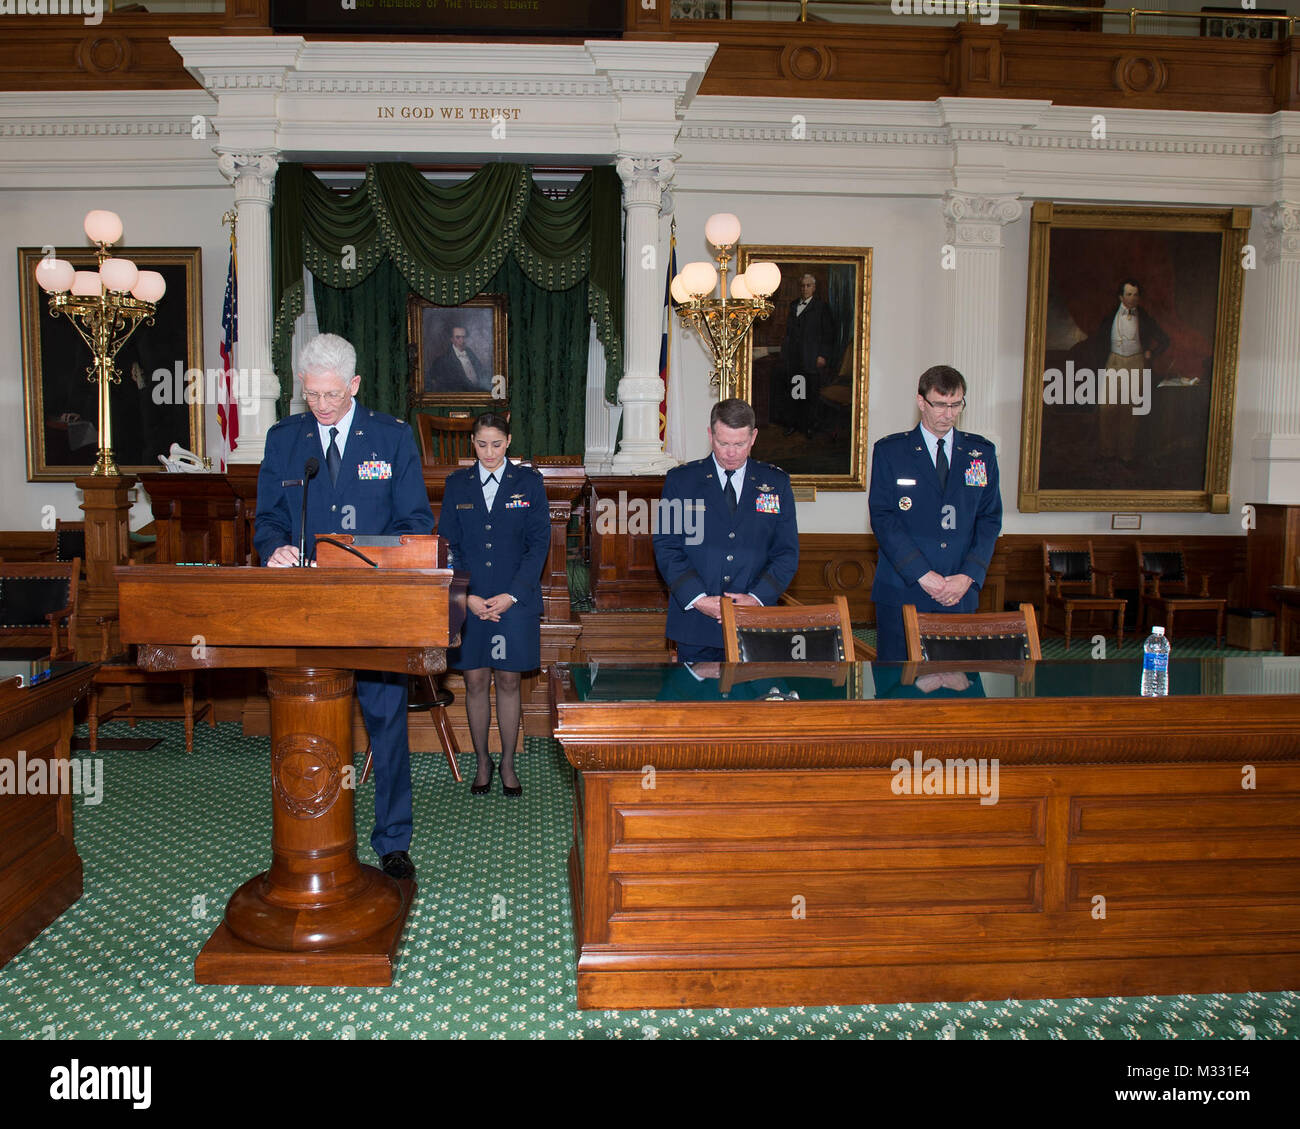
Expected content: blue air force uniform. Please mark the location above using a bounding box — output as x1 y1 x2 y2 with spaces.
254 404 434 859
868 424 1002 662
653 456 799 654
436 460 549 672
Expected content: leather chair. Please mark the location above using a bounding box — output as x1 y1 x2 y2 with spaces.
1136 542 1226 647
903 603 1043 662
1042 539 1126 651
0 559 80 661
720 595 858 663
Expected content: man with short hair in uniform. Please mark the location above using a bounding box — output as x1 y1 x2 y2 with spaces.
867 365 1002 662
653 398 800 663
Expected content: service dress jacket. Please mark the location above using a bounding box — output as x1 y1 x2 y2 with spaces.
436 460 549 671
653 456 799 650
868 425 1002 614
254 405 434 562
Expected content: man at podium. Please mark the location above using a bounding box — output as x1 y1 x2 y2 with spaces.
254 333 435 883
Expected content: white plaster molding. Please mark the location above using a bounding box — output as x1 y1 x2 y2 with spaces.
1262 202 1300 261
942 191 1024 248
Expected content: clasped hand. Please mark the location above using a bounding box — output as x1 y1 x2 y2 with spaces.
919 571 973 608
694 592 759 622
468 593 513 622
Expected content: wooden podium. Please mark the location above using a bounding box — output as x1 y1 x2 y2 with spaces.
115 561 466 986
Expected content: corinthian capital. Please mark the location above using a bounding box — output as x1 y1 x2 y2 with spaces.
942 191 1024 249
616 155 676 212
1262 202 1300 261
216 150 281 200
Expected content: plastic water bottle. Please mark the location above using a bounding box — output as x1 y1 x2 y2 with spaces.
1140 626 1170 697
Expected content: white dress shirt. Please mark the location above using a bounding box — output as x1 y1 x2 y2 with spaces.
920 422 953 469
316 402 357 465
1110 305 1142 356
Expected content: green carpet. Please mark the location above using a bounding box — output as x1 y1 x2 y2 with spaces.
0 715 1294 1040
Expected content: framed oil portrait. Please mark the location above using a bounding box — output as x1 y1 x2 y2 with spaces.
18 246 204 482
736 245 871 491
1017 203 1248 513
407 293 507 410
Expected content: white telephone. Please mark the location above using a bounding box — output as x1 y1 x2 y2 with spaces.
158 443 208 472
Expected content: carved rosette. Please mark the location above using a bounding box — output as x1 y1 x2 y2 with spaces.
1262 203 1300 261
271 733 343 819
941 192 1024 249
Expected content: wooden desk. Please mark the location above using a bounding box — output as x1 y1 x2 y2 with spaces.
0 661 96 969
551 658 1300 1009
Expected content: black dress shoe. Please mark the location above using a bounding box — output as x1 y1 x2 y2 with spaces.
502 776 522 798
470 762 494 796
380 850 416 881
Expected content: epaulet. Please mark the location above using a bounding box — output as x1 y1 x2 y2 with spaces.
960 430 995 449
754 459 788 476
880 430 913 443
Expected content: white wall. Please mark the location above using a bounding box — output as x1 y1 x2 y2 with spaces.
0 92 226 532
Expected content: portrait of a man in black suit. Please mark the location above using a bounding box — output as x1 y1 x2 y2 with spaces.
426 324 491 394
779 274 836 437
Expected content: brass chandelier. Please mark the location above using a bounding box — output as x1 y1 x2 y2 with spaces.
35 209 167 476
671 213 780 401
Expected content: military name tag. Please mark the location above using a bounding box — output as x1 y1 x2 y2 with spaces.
456 502 475 510
965 460 988 487
899 496 912 511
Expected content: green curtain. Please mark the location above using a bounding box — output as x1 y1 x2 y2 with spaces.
272 162 624 432
311 259 410 419
312 256 588 457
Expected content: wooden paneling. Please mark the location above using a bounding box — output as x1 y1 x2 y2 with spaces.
0 668 95 970
553 665 1300 1008
3 7 1297 114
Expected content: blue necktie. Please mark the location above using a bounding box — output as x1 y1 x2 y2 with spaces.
326 426 341 487
936 437 949 492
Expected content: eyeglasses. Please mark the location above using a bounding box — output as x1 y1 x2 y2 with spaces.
303 389 348 405
923 398 966 412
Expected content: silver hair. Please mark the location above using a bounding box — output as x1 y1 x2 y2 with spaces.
298 333 356 384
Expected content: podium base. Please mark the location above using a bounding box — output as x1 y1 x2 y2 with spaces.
195 878 416 987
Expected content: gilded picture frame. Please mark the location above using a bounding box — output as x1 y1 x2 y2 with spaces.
736 245 871 492
1017 202 1248 513
18 246 205 482
407 293 508 411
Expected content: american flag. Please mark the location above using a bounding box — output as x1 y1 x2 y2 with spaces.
658 233 677 445
217 227 239 470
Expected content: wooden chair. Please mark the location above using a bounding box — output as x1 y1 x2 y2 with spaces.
417 414 475 464
89 611 214 753
1136 542 1226 647
1042 539 1126 651
903 603 1042 662
0 559 80 661
40 520 86 571
720 595 857 663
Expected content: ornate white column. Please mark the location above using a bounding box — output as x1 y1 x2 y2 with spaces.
941 190 1024 447
1252 203 1300 502
217 148 281 463
583 320 617 473
611 155 677 473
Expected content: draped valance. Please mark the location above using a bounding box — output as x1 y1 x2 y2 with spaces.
271 162 624 409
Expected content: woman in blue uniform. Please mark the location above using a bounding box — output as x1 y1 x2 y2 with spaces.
437 413 549 796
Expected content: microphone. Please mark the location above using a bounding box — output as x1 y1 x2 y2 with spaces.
314 537 379 568
298 457 319 566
